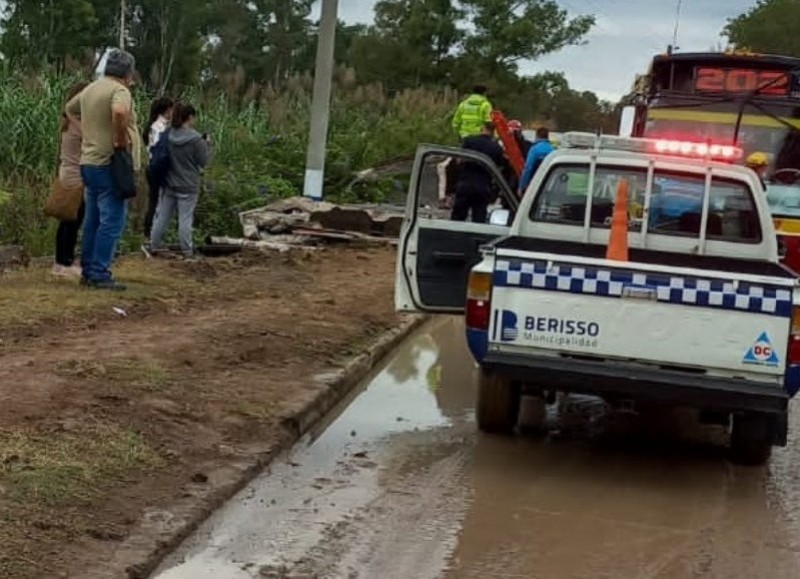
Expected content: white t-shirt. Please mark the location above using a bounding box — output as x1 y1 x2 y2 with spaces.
148 116 170 157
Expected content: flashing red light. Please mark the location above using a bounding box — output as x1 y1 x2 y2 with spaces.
652 139 742 161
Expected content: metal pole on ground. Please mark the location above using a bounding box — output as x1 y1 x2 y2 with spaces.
303 0 339 200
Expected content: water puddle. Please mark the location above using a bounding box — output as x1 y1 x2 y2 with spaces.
153 317 473 578
154 317 800 578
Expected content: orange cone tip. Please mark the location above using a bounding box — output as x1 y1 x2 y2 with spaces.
606 178 629 262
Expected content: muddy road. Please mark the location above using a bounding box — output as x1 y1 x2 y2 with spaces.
153 318 800 579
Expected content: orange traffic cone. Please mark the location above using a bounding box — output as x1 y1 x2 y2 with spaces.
606 178 629 261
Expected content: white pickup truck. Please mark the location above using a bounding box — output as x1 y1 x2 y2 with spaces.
396 133 800 464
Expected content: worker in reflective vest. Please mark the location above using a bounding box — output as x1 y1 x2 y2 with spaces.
452 85 493 141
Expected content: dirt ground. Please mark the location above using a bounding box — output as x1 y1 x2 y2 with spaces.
0 245 399 579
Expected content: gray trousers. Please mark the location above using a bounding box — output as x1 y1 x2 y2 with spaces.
150 189 198 256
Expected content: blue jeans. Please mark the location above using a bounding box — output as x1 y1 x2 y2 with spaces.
81 165 127 282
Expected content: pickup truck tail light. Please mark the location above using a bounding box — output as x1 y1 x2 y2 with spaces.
466 272 492 331
789 306 800 365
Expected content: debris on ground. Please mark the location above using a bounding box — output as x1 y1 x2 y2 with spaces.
0 245 26 271
237 197 404 249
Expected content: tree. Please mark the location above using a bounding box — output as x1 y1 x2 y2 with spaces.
724 0 800 57
374 0 464 70
460 0 594 76
0 0 100 69
127 0 213 92
344 0 465 90
205 0 314 89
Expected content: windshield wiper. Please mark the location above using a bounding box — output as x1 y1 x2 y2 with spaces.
733 67 800 144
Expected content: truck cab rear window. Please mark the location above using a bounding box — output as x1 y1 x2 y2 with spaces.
530 165 762 243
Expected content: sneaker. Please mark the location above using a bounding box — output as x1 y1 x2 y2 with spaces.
86 279 127 292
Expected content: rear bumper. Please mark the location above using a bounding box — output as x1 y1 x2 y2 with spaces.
483 351 790 415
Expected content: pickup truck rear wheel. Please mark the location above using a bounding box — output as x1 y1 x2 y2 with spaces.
730 413 772 466
518 395 548 436
477 370 520 434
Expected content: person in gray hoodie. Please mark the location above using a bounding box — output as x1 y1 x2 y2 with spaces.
149 102 209 258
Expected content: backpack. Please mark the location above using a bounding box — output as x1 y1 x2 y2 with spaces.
147 128 171 188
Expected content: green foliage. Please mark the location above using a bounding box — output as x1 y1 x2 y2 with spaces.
0 69 460 255
0 0 100 70
460 0 595 75
724 0 800 57
0 0 619 257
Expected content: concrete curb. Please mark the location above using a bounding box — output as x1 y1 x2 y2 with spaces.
78 314 428 579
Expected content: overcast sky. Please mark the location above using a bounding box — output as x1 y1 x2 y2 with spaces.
337 0 757 102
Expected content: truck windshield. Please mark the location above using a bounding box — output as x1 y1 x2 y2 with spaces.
530 163 761 243
646 114 800 221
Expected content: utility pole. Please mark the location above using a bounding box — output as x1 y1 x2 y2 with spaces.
119 0 127 49
303 0 338 200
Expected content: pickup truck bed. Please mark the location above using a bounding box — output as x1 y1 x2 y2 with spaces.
494 236 796 278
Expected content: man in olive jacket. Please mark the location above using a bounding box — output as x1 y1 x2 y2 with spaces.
452 85 493 141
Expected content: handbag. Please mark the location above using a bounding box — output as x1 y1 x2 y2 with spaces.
43 178 84 221
111 148 137 199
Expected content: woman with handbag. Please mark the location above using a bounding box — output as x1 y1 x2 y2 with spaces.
48 81 89 277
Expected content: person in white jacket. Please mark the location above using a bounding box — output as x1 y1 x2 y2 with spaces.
143 96 174 237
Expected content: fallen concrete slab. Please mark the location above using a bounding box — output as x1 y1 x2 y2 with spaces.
239 197 405 242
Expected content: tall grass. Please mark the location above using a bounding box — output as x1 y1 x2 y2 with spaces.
0 68 458 256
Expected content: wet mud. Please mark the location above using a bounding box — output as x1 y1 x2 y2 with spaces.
154 318 800 579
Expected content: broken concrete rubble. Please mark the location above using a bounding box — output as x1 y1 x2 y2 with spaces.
209 236 315 254
237 197 405 247
239 197 336 239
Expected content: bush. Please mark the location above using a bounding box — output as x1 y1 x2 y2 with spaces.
0 68 458 256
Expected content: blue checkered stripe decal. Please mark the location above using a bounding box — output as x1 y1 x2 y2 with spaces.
493 259 793 317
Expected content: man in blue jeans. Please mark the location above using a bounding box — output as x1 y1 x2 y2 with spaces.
66 50 140 291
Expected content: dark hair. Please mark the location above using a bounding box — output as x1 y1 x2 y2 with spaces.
473 84 487 95
60 81 89 133
143 96 174 139
536 127 550 140
171 103 198 129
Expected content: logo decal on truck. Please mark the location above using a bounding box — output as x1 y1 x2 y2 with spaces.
743 332 780 367
497 309 600 348
500 310 519 342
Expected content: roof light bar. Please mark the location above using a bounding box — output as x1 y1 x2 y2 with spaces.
560 132 743 162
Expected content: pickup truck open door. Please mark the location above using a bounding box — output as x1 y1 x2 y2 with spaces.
396 144 518 313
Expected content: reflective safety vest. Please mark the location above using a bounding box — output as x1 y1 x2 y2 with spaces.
452 94 492 139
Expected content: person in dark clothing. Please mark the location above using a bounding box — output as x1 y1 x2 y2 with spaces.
508 119 531 158
451 122 506 223
143 96 174 237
